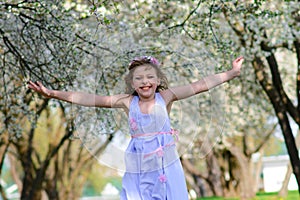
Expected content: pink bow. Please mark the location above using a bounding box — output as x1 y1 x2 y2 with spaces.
159 174 167 183
170 129 179 141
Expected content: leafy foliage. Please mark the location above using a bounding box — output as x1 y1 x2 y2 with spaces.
0 0 299 199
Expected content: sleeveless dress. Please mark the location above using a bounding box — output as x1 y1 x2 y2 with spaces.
120 93 189 200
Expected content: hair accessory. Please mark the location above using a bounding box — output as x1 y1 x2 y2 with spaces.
129 56 160 66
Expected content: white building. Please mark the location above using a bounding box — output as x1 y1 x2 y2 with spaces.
262 155 298 192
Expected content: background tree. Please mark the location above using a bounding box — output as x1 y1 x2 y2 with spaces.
0 0 115 199
1 0 299 199
219 0 300 192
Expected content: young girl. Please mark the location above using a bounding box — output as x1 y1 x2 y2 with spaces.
28 55 244 200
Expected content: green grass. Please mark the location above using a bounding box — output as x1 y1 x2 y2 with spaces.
198 191 299 200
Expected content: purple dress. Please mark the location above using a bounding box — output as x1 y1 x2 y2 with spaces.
120 93 189 200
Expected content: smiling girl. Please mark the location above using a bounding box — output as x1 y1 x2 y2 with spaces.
28 55 244 200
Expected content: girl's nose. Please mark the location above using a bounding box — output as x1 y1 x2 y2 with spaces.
142 78 148 84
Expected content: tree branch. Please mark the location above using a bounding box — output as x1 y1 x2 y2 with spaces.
0 1 37 11
181 158 208 180
221 5 246 47
168 0 203 30
261 38 300 125
294 40 300 115
252 123 277 154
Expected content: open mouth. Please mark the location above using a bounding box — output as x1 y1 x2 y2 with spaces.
140 86 152 90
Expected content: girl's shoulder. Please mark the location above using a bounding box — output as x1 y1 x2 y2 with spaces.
111 93 133 115
158 90 174 114
119 93 134 107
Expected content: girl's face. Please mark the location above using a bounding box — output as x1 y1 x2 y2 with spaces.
131 65 160 99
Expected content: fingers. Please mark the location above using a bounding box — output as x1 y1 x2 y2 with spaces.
238 56 244 63
231 56 244 78
234 56 244 63
27 81 37 89
36 81 42 87
35 81 44 90
27 80 43 92
232 56 244 71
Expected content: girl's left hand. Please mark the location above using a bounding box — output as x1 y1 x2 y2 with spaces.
27 81 52 98
232 56 244 77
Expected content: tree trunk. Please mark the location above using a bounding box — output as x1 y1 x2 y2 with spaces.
181 155 223 197
253 150 264 193
226 146 256 199
184 171 201 198
181 138 223 197
206 150 223 196
279 130 300 197
8 153 23 193
234 154 255 199
216 149 237 198
253 57 300 193
279 164 293 197
0 132 10 200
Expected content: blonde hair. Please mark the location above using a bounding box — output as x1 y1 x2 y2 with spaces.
124 57 168 95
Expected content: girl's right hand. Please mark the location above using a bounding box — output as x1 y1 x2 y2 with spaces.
231 56 244 77
27 81 52 98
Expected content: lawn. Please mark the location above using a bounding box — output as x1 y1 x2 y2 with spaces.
198 191 299 200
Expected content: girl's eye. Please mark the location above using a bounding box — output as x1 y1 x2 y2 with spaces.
148 76 154 79
134 77 141 80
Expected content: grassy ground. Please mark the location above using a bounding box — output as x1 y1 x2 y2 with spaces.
198 191 299 200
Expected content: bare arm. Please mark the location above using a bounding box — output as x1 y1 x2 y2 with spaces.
27 81 130 109
161 56 244 103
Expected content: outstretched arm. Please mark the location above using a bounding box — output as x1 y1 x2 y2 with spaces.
161 56 244 103
27 81 130 109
